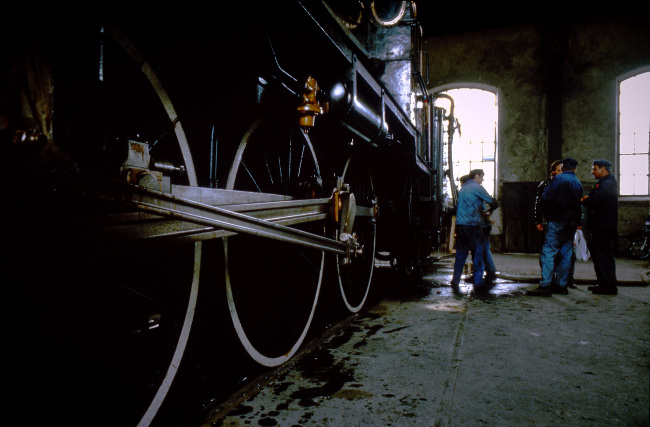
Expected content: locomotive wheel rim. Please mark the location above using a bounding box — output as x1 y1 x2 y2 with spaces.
224 239 324 367
104 22 201 426
138 243 201 426
336 155 377 313
224 117 324 367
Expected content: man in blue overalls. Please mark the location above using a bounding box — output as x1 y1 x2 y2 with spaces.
450 169 499 294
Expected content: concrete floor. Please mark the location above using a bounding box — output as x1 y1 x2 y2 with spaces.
197 253 650 426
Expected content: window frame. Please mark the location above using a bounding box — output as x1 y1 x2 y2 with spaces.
616 66 650 201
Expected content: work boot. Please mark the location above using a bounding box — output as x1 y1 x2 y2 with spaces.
473 282 489 292
526 285 552 297
550 285 569 295
591 286 617 295
485 272 498 283
450 281 461 294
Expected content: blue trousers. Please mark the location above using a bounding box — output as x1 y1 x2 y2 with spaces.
539 227 577 286
540 221 576 288
452 225 485 287
483 225 496 277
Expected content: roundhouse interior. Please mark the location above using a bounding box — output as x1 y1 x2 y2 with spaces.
1 2 648 427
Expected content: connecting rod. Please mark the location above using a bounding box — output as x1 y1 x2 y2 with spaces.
74 175 372 256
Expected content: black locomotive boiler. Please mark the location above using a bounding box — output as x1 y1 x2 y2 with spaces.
3 1 447 425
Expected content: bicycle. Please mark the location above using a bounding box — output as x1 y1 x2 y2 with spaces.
628 214 650 259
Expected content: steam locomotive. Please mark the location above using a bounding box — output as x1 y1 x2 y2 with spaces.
4 1 448 425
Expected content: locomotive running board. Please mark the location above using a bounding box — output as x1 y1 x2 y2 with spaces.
76 177 372 255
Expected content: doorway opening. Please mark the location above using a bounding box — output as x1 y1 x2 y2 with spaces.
433 87 498 205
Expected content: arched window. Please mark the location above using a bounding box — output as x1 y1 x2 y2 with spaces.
618 69 650 197
432 86 498 198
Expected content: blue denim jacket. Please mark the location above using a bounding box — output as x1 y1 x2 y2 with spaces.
541 171 583 224
456 180 498 226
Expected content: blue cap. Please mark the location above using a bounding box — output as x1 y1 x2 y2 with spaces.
593 159 612 170
561 157 578 169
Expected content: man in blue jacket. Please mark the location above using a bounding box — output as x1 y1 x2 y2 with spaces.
581 159 619 295
527 157 583 296
458 174 498 286
451 169 499 293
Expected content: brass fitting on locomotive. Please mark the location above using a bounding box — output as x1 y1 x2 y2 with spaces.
297 75 326 133
333 178 363 264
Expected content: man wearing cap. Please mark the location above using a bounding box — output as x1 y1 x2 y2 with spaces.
458 174 498 285
581 159 619 295
450 169 499 293
527 157 583 296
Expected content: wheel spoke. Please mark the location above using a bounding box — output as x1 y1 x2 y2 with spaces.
242 161 262 192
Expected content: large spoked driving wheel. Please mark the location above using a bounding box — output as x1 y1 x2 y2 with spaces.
42 23 202 426
106 24 202 427
224 116 325 367
336 155 377 313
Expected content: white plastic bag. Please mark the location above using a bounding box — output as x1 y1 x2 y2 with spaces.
574 229 590 261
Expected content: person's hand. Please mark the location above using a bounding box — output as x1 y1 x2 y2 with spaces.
536 223 544 232
581 195 588 202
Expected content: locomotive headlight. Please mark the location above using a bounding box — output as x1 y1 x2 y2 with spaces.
330 82 351 111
